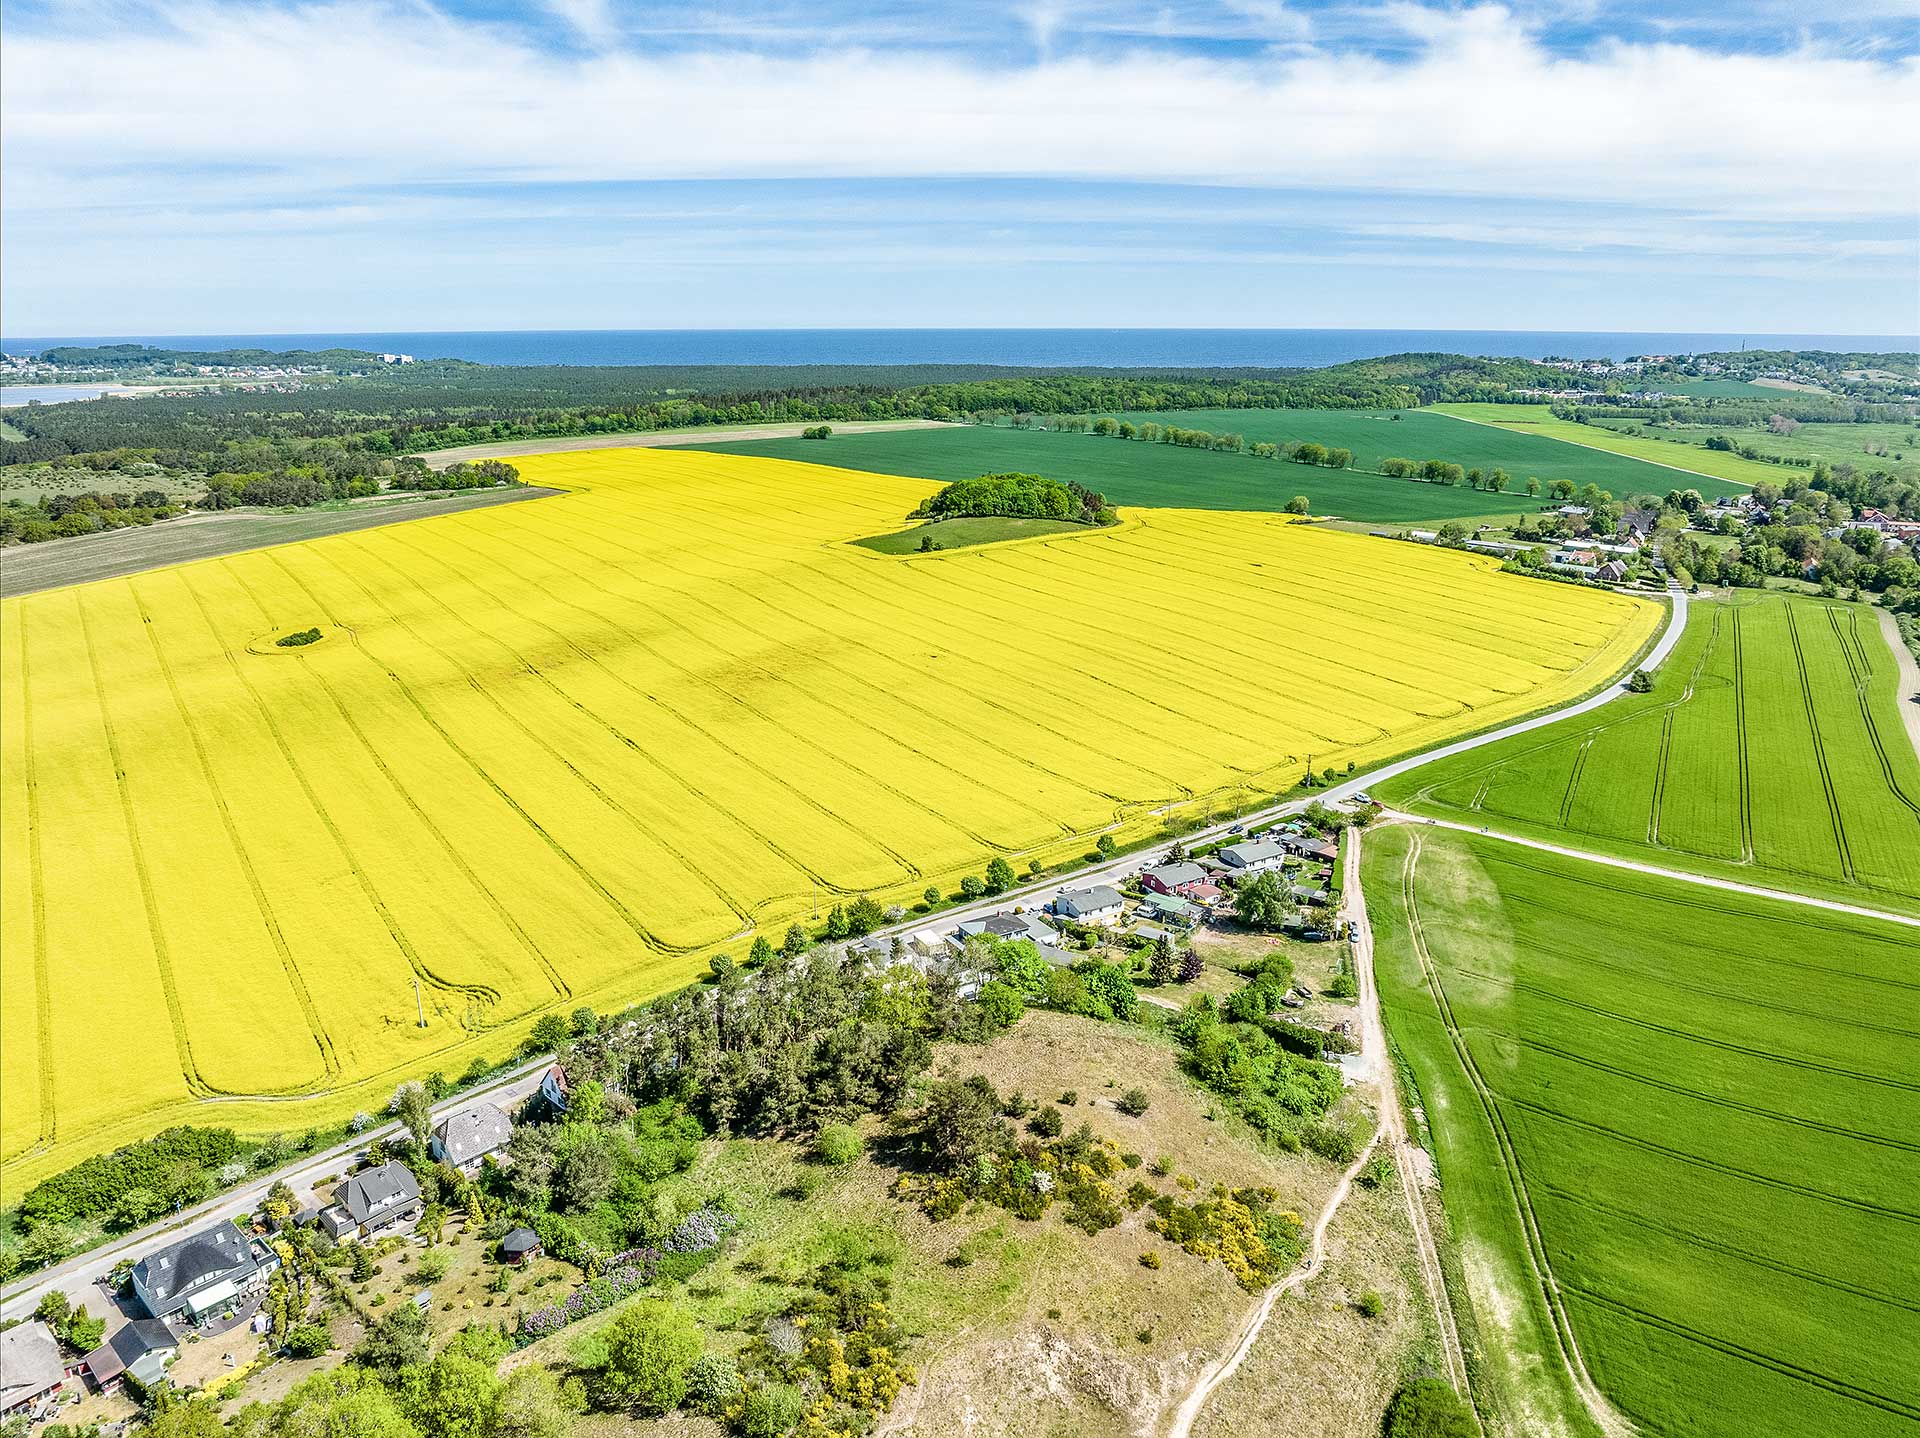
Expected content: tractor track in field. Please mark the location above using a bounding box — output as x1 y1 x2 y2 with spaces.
131 580 342 1082
181 568 498 1023
1829 607 1920 821
1534 1182 1920 1317
1783 604 1856 882
1396 829 1639 1438
16 614 59 1144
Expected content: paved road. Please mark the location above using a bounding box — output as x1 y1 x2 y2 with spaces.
0 1060 551 1323
0 585 1687 1323
417 418 951 467
1388 810 1920 929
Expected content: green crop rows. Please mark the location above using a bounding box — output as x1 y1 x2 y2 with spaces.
677 414 1740 526
1382 590 1920 912
1365 825 1920 1438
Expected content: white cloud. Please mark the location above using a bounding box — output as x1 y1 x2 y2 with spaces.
1 0 1913 226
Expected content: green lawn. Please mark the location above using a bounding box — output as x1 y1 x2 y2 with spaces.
1377 590 1920 914
679 423 1644 526
1111 408 1746 501
1645 379 1793 398
1431 404 1778 487
849 514 1094 554
1363 824 1920 1438
1591 417 1920 485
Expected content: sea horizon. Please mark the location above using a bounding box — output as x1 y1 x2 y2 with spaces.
5 326 1914 371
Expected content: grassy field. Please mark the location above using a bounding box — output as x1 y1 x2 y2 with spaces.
1109 409 1746 501
1590 417 1920 485
1432 404 1783 486
1379 590 1920 913
1363 825 1920 1438
682 423 1626 525
1644 379 1792 398
850 513 1093 554
0 447 1658 1190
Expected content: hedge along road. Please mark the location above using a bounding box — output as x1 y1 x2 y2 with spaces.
0 580 1687 1332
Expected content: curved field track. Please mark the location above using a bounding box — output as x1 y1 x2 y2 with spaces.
1365 824 1920 1438
1 447 1657 1190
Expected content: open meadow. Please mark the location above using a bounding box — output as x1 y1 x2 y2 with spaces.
1430 404 1784 486
0 447 1657 1190
1362 824 1920 1438
1379 590 1920 912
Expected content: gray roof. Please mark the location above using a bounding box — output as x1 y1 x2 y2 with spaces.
0 1322 65 1407
432 1101 513 1166
501 1227 541 1256
1056 885 1122 915
1144 861 1206 888
1221 839 1286 867
132 1222 258 1309
339 1161 420 1227
85 1319 176 1386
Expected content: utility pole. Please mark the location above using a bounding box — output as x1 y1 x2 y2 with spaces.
414 977 427 1028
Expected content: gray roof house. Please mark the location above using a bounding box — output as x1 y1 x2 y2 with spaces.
321 1161 423 1241
84 1319 177 1393
1053 885 1124 924
429 1101 513 1173
0 1321 67 1416
1220 838 1287 872
130 1222 278 1322
955 911 1057 947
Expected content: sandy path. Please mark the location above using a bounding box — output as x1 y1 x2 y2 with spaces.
416 417 951 466
1876 608 1920 765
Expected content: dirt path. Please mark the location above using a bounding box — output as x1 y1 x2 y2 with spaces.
1165 826 1464 1436
1876 607 1920 766
1384 811 1920 929
415 417 951 466
1395 829 1640 1438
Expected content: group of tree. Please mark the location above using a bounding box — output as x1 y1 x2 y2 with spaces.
1170 990 1346 1156
0 487 184 545
908 471 1116 526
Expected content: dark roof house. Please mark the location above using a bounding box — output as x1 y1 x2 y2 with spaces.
84 1319 177 1392
130 1222 278 1321
322 1161 422 1240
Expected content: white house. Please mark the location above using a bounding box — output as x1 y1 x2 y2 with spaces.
1053 885 1123 925
320 1162 423 1242
1219 838 1287 873
429 1101 513 1174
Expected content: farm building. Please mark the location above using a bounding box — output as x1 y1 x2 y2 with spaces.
0 1321 68 1417
1220 838 1287 873
1053 885 1124 925
83 1319 177 1395
429 1101 513 1174
321 1161 423 1242
1141 861 1209 897
131 1222 280 1322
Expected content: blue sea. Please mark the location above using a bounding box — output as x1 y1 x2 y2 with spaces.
3 328 1912 370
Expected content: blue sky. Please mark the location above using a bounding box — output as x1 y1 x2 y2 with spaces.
2 0 1915 336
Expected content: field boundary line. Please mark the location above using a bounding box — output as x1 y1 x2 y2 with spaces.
1424 408 1756 490
1382 811 1920 931
1874 607 1920 766
1782 603 1855 881
1730 604 1755 862
17 613 58 1145
1829 607 1920 821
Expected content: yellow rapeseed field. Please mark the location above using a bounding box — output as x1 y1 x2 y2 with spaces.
0 448 1657 1189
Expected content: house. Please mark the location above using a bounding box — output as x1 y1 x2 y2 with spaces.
906 926 960 961
1220 838 1287 873
83 1319 177 1395
500 1228 543 1266
1140 861 1208 897
131 1222 279 1322
955 911 1057 948
1596 559 1628 582
0 1321 67 1416
321 1162 423 1242
429 1101 513 1174
1290 884 1331 907
1281 836 1339 865
539 1063 571 1113
1139 891 1200 926
1053 885 1123 925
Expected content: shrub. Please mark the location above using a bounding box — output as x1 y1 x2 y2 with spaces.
813 1124 863 1167
284 1323 331 1359
414 1250 451 1283
1382 1378 1477 1437
683 1353 741 1417
1357 1154 1394 1191
594 1300 702 1415
1058 1090 1078 1106
734 1382 808 1438
1303 1121 1358 1165
1029 1106 1064 1138
1357 1290 1384 1319
1116 1088 1150 1116
1139 1251 1160 1270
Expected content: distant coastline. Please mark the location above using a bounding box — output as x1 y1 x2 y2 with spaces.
5 327 1915 371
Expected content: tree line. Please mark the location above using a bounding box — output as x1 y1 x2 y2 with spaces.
908 472 1117 526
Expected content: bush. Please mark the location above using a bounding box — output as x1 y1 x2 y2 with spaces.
1058 1090 1077 1106
284 1323 331 1359
414 1249 451 1283
594 1300 702 1415
1303 1121 1358 1165
1029 1106 1064 1138
1357 1290 1384 1319
684 1354 741 1417
813 1124 862 1167
1382 1377 1477 1437
1139 1251 1160 1269
733 1382 808 1437
1357 1154 1394 1191
1116 1088 1151 1116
